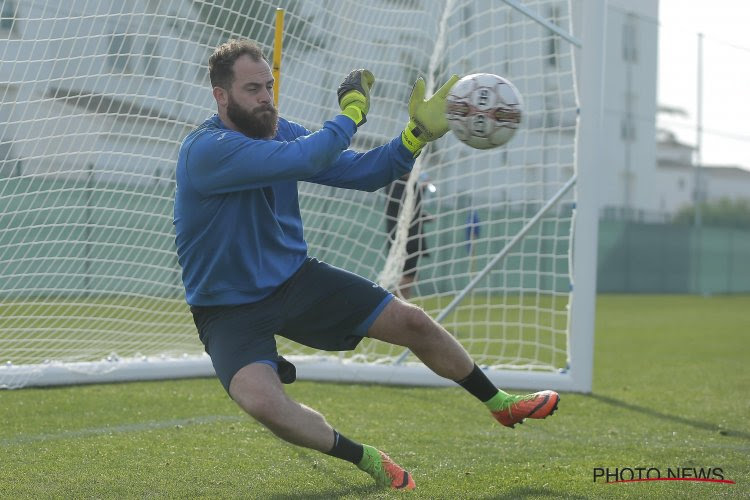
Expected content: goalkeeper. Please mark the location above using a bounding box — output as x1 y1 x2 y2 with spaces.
174 39 559 491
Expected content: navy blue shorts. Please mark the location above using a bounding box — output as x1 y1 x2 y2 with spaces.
190 257 393 393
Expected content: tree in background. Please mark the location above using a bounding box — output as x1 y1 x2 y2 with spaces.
673 198 750 229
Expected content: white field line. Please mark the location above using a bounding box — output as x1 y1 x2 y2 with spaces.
1 415 245 446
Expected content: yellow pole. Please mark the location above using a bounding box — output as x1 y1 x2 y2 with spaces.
273 8 285 108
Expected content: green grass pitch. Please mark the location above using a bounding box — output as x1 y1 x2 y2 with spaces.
1 294 748 498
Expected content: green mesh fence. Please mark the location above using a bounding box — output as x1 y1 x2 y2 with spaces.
597 220 750 294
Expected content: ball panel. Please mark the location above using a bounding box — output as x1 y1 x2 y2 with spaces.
445 73 523 150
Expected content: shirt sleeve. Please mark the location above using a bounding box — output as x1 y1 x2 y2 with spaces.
304 136 415 192
184 115 357 195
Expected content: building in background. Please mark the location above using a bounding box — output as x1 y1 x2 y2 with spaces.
0 0 214 186
1 0 747 211
656 129 750 215
0 0 581 208
596 0 660 217
606 0 750 221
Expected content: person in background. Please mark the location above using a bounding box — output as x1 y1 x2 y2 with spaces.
384 172 436 299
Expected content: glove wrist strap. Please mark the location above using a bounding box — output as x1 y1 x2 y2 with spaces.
401 120 426 156
341 106 366 127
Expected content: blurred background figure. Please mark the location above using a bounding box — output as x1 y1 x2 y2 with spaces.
384 172 436 300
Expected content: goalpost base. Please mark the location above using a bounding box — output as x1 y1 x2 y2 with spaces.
0 356 215 390
296 358 590 393
2 355 590 393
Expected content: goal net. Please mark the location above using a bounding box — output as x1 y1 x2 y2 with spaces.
0 0 599 391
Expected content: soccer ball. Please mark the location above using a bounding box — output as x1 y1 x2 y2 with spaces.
445 73 523 150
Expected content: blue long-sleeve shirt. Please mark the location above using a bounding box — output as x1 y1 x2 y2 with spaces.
174 114 414 306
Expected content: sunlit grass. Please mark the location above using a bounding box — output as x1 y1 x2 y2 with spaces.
1 295 748 498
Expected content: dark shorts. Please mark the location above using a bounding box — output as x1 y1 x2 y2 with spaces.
403 232 424 277
385 221 428 277
190 257 393 393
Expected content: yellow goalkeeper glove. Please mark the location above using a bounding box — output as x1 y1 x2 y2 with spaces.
401 74 460 156
337 69 375 127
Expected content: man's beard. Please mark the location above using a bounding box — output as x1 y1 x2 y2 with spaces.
226 93 278 139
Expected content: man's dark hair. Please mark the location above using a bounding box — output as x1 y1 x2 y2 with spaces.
209 39 268 89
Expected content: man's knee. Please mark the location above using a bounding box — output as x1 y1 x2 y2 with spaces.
369 299 436 346
229 363 288 425
384 299 425 328
401 303 434 334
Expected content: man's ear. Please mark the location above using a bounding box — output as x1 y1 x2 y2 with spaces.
213 86 228 108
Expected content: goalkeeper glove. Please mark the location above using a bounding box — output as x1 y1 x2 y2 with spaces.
401 74 461 156
337 69 375 127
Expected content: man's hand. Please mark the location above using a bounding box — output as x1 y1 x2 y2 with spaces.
401 74 460 155
338 69 375 127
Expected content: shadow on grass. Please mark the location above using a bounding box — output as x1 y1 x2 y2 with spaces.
266 484 380 500
587 393 750 441
473 487 588 500
266 486 588 500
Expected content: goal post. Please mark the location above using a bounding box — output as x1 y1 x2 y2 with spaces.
0 0 601 392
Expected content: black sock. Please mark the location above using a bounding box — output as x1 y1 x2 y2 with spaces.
456 363 499 403
324 430 364 464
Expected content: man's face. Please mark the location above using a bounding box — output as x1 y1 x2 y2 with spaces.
222 55 278 139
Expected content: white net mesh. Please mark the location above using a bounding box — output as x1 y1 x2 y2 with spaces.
0 0 580 388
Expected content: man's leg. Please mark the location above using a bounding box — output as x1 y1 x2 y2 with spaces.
367 297 559 428
229 362 335 450
229 362 415 490
368 297 474 380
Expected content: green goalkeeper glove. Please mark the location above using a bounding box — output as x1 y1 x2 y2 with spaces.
337 69 375 127
401 74 461 156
